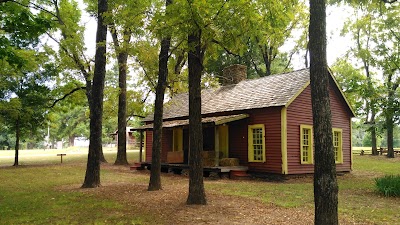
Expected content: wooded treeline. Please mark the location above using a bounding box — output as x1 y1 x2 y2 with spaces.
1 0 398 154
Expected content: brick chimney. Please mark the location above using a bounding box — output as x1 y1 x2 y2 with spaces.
221 64 247 86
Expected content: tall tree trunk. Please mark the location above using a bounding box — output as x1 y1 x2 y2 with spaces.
82 0 108 188
386 112 394 158
13 117 20 166
386 84 397 158
371 108 378 155
148 0 172 191
69 135 75 147
114 48 129 165
85 81 107 163
358 25 379 156
186 29 206 205
260 46 271 76
309 0 338 224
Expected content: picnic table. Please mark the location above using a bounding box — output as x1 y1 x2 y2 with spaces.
377 148 400 155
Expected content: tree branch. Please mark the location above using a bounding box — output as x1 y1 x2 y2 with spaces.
168 40 184 58
187 0 201 29
50 86 86 108
46 32 91 79
283 51 295 72
390 29 400 42
204 0 228 28
136 60 157 89
141 89 152 104
211 39 240 57
126 114 146 123
3 0 59 19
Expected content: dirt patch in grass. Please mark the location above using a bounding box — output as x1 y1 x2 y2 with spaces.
59 164 368 225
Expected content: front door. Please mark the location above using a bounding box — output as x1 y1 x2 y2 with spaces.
218 125 229 158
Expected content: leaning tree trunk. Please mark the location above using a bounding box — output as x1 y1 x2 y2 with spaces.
148 0 172 191
13 117 20 166
186 29 206 205
82 0 108 188
309 0 338 224
115 50 129 165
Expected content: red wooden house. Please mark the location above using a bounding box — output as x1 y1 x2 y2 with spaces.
135 65 355 175
111 127 137 149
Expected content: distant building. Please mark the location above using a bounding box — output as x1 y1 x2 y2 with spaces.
74 137 89 147
111 127 137 149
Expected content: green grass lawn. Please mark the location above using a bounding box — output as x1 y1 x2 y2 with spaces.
0 153 399 224
207 155 400 224
0 148 141 166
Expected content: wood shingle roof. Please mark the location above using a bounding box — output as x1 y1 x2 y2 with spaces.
144 68 311 121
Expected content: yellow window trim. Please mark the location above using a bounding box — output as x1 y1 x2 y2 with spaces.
300 124 313 164
333 128 343 164
172 127 183 152
248 124 266 163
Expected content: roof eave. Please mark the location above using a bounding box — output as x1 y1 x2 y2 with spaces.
284 81 310 108
327 69 357 117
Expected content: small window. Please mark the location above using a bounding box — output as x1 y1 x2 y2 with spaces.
333 128 343 163
300 125 313 164
248 124 265 162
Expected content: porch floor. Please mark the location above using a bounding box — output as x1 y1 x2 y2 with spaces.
138 162 248 178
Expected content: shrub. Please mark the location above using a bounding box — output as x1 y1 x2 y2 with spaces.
375 175 400 197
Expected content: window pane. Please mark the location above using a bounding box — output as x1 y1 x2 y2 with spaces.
301 127 312 163
252 128 263 161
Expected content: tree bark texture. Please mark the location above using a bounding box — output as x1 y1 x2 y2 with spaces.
82 0 108 188
309 0 338 224
148 0 172 191
115 50 129 165
386 85 396 158
69 135 75 147
363 60 378 155
111 26 132 165
386 112 394 158
371 108 378 155
13 117 20 166
186 29 207 205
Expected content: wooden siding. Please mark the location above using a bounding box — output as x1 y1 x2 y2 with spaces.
145 131 152 162
229 107 282 173
145 129 173 163
144 107 283 174
286 84 352 174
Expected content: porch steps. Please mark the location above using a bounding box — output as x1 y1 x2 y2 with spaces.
130 163 144 171
230 170 251 180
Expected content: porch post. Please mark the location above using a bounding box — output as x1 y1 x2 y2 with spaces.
214 126 220 166
139 130 144 162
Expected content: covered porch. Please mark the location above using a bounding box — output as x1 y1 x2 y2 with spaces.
132 114 249 167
